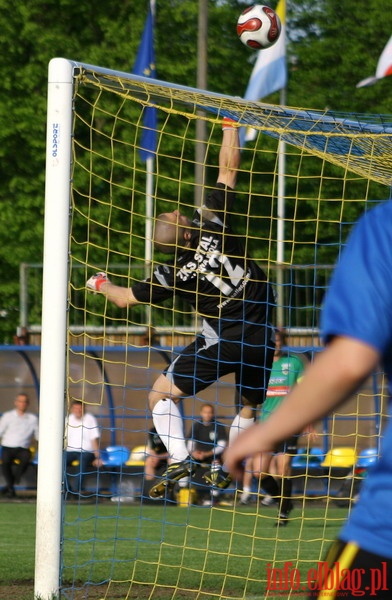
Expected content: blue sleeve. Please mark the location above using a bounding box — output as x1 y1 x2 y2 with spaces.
322 203 392 355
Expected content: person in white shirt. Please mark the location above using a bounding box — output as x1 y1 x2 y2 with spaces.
0 392 39 498
65 400 103 495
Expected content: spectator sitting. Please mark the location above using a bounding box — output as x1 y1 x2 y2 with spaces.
187 403 227 506
64 400 103 496
0 392 39 499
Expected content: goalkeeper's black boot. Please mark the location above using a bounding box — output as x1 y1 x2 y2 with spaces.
203 465 232 490
149 458 194 499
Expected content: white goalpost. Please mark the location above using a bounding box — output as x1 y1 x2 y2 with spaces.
34 58 74 600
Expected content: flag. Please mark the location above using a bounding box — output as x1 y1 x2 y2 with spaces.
133 1 157 160
243 0 287 102
356 35 392 88
241 0 287 144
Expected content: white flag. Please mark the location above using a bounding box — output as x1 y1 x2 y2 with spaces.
243 0 287 100
242 0 287 143
357 35 392 88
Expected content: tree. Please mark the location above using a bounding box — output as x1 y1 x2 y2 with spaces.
0 0 249 341
286 0 392 113
0 0 390 340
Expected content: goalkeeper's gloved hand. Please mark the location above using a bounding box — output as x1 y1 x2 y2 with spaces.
86 272 110 292
222 117 237 130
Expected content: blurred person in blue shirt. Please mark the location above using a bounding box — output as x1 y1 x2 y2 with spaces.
225 200 392 598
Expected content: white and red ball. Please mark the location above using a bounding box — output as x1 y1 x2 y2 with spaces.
237 4 281 50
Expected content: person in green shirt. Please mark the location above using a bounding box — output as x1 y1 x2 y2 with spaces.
240 329 309 526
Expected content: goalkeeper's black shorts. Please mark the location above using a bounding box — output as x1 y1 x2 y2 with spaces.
163 325 274 406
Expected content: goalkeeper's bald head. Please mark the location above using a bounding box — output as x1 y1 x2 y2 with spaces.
153 211 191 254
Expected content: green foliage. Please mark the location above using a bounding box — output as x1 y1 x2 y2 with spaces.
287 0 392 113
0 0 391 340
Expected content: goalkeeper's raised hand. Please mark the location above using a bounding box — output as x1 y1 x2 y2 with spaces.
86 272 110 292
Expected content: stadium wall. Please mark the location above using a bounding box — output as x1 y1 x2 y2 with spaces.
0 345 384 453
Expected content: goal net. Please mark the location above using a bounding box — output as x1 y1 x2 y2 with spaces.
35 58 391 600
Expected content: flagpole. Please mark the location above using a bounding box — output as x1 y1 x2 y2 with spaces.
145 0 155 284
132 0 157 327
145 155 154 270
276 86 286 328
276 0 287 328
240 0 287 325
195 0 208 208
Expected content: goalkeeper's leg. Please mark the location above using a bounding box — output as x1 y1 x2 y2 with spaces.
148 376 195 500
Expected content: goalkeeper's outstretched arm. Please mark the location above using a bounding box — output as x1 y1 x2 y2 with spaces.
86 272 139 308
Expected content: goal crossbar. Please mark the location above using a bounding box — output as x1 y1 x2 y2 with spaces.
77 59 392 186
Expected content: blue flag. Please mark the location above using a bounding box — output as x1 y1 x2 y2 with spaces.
133 2 157 161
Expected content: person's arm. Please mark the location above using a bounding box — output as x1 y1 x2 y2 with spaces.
217 120 240 190
34 416 39 441
201 121 240 222
213 437 227 457
213 422 228 457
91 436 103 467
85 413 103 466
86 272 140 308
0 414 5 439
224 336 380 479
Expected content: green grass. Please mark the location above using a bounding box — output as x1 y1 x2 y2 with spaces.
0 499 348 599
1 502 37 579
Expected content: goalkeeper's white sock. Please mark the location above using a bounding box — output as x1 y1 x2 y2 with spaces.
221 414 254 473
152 398 188 463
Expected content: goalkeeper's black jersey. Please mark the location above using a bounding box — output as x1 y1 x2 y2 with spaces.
132 184 273 339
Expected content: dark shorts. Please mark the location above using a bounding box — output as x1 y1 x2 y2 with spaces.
164 324 275 406
308 539 392 599
274 436 298 455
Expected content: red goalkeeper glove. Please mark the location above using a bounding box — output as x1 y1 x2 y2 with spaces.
86 272 110 292
222 117 237 130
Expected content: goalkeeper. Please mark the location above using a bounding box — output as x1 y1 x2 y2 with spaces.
87 121 275 499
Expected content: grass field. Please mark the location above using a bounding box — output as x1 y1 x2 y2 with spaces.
0 498 347 600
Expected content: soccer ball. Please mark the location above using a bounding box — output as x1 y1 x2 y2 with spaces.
237 4 281 50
